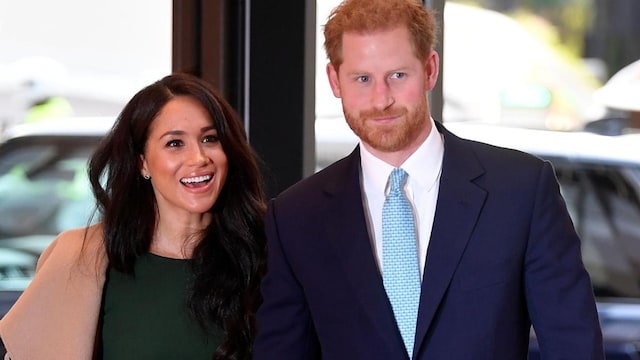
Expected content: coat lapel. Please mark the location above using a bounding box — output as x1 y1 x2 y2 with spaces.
413 125 487 357
324 149 408 356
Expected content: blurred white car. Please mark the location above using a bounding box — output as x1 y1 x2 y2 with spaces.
0 117 112 316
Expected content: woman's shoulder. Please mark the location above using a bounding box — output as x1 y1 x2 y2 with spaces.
38 223 105 271
0 223 107 360
55 223 103 242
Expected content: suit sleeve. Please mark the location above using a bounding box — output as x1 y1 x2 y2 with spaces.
254 199 321 360
524 161 605 359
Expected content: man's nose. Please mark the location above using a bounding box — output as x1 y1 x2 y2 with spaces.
371 80 394 110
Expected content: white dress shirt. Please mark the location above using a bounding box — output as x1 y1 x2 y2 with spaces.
359 118 444 279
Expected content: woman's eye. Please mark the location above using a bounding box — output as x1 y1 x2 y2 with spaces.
203 135 219 143
167 139 182 147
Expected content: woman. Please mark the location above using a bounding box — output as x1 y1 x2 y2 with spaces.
0 73 267 359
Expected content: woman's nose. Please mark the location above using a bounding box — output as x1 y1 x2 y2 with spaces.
188 144 209 165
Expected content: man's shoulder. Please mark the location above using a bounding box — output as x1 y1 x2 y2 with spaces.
443 126 545 169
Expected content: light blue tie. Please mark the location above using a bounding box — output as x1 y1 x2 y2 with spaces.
382 168 421 358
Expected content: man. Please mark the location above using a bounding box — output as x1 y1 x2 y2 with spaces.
254 0 604 358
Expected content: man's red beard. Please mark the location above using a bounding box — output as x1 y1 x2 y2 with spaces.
344 101 428 152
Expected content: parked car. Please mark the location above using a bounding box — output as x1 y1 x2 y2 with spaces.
446 122 640 359
0 117 113 317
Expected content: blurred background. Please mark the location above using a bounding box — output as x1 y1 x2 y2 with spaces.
0 0 172 131
1 0 638 139
441 0 640 131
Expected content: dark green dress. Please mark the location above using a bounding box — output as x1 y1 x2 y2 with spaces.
100 253 224 359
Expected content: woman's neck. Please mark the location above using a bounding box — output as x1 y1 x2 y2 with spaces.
150 213 210 259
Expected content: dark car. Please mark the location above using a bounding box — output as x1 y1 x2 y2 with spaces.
0 117 113 317
445 122 640 359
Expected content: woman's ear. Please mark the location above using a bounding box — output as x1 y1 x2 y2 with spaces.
139 154 149 179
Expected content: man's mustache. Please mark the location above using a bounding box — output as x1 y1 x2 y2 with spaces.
359 107 408 120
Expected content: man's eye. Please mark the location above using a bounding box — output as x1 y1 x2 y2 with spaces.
357 75 369 83
391 72 405 79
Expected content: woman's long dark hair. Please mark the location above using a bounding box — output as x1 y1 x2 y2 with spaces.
88 73 266 359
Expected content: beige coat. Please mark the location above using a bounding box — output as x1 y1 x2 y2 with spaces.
0 224 107 360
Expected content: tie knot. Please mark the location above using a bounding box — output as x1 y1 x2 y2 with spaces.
388 168 408 194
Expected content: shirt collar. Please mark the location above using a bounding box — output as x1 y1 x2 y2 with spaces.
360 118 444 195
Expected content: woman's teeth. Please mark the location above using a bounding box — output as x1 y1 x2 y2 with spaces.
180 175 211 184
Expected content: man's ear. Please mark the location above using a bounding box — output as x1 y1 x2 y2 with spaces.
326 63 342 98
424 50 440 91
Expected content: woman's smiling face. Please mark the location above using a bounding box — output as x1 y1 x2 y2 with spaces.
140 96 228 218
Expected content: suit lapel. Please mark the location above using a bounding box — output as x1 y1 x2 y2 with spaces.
324 149 408 355
413 125 487 357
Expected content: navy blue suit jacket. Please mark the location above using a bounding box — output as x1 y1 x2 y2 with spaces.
254 123 604 359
